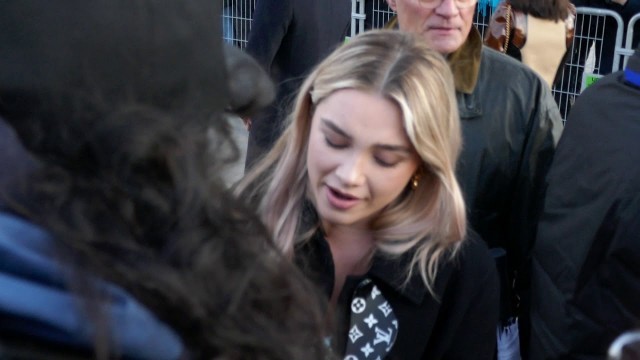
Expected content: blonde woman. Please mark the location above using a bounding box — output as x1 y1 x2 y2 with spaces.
237 30 499 359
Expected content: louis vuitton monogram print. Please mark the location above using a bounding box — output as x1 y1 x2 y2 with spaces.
343 278 398 360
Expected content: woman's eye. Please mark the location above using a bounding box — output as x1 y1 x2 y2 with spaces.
374 156 398 168
325 137 348 149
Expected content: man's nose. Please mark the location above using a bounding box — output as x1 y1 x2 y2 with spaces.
435 0 459 16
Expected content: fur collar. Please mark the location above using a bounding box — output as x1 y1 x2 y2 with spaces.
447 27 482 94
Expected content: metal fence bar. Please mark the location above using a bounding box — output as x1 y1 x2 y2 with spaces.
352 0 366 38
623 13 640 68
369 0 395 31
592 8 624 72
552 8 625 122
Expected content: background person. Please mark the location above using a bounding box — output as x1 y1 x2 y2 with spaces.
529 47 640 360
243 0 352 169
237 30 500 359
384 0 564 355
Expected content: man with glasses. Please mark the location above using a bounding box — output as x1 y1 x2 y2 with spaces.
386 0 564 356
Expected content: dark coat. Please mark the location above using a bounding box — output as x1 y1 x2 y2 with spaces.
450 29 563 291
297 229 500 359
244 0 351 167
444 30 564 353
529 52 640 359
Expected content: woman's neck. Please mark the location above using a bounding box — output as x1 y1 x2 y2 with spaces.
324 224 376 306
325 223 375 266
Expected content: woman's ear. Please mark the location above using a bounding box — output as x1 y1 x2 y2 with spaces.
223 45 275 117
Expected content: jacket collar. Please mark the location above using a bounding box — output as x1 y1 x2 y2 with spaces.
300 231 430 305
448 27 483 94
297 202 439 305
369 252 430 305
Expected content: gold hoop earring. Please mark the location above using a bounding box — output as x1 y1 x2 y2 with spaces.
411 173 420 190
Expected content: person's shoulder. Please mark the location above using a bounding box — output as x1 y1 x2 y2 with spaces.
457 230 494 267
478 46 553 109
581 70 624 95
447 230 498 286
569 70 631 114
434 231 499 304
480 46 540 81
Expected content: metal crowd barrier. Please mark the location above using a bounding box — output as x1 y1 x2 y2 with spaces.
623 13 640 68
553 8 624 121
221 0 256 49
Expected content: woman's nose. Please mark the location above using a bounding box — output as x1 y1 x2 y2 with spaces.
335 153 366 187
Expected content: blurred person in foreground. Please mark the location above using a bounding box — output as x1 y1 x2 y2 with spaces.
0 1 327 359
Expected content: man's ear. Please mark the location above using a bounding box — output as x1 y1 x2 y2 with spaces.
386 0 398 12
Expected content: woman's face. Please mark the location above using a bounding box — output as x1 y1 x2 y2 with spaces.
306 89 420 230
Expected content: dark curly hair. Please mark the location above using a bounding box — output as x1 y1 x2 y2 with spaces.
4 106 328 359
0 1 328 358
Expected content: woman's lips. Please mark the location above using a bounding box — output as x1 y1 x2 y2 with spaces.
325 186 360 210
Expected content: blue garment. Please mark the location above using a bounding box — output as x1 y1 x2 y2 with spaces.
0 212 184 360
0 117 39 207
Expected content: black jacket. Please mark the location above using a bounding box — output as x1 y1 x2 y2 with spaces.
529 51 640 359
244 0 351 167
297 230 500 359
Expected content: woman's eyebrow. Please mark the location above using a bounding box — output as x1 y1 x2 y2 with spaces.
321 118 412 153
374 144 413 153
321 119 351 140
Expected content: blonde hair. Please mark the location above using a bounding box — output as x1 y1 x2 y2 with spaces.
236 29 466 294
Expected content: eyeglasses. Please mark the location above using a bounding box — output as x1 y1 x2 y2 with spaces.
419 0 477 9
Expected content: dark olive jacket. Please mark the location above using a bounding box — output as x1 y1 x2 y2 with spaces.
449 28 563 292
